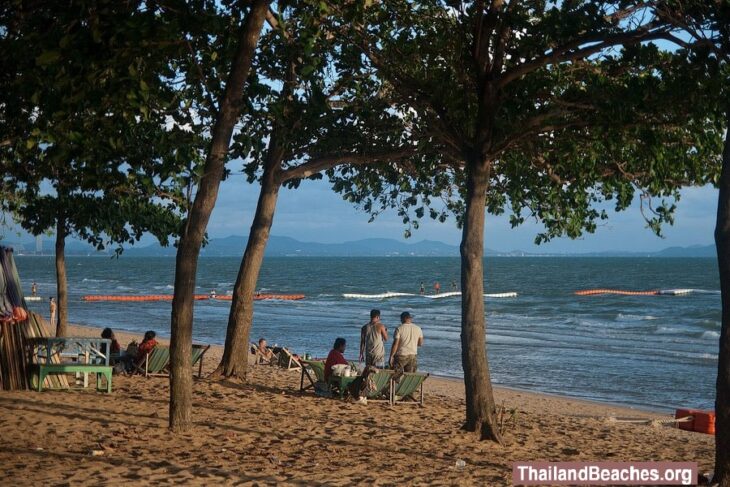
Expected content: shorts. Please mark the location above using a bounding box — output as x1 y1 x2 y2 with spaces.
366 354 385 367
393 354 417 374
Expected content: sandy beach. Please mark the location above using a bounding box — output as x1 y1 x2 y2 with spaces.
0 322 715 485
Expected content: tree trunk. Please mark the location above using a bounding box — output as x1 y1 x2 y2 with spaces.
714 113 730 487
460 157 502 443
168 0 269 433
54 215 68 337
216 160 282 378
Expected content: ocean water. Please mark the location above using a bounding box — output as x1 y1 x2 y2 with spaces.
16 255 720 411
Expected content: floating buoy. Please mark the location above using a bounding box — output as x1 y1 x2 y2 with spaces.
82 293 305 302
575 288 699 296
575 289 659 296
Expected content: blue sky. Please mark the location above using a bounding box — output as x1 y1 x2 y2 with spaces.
4 169 718 253
205 173 718 253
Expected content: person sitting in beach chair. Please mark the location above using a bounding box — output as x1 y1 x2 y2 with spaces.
253 338 276 365
101 327 121 355
324 338 369 404
136 330 158 365
324 338 349 382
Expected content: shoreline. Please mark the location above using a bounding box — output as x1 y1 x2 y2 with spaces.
69 322 672 420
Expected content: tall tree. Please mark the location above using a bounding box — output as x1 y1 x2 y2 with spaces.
214 3 415 379
330 1 722 441
652 1 730 483
168 0 270 432
0 0 188 335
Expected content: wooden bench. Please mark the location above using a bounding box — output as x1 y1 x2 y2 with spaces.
35 363 112 393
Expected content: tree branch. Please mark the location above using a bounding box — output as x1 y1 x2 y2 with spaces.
496 21 670 89
279 147 416 183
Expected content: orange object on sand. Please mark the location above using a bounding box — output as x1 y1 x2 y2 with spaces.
675 409 715 434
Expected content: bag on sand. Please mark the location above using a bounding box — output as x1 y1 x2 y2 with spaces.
126 340 138 358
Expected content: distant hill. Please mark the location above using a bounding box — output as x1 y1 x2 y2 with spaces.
654 244 716 257
125 235 466 257
3 235 718 258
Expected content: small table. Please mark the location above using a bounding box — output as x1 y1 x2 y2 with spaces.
28 337 113 393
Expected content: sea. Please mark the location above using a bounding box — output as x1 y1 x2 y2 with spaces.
15 255 720 412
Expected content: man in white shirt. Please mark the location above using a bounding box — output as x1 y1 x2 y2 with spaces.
389 311 424 373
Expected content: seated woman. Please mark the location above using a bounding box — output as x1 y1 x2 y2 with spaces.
101 327 121 355
136 330 158 364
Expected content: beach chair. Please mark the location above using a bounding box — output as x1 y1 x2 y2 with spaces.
362 368 395 402
300 360 326 392
192 344 210 378
391 372 429 406
134 346 170 377
277 348 302 370
250 343 277 366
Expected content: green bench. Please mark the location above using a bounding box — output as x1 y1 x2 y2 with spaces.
35 363 112 393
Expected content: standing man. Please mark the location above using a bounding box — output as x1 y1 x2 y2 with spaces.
450 279 457 291
31 281 37 297
419 282 425 295
389 311 423 374
360 309 388 367
434 281 441 294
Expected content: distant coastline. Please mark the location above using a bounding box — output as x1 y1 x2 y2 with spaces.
2 235 717 258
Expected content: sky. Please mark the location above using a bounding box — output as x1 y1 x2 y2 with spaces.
4 166 719 253
201 171 718 253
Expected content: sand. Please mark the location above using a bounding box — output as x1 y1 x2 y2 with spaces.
0 323 715 485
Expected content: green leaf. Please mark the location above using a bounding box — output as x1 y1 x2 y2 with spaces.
36 50 61 65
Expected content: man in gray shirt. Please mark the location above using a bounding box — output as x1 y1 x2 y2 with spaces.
360 309 388 367
389 311 424 373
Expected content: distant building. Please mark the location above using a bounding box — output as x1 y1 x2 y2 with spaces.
35 236 42 254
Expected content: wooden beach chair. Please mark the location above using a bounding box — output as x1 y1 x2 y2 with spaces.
250 343 277 366
300 360 326 392
136 345 210 378
363 368 395 402
391 372 429 406
134 346 170 377
277 348 301 370
192 344 210 378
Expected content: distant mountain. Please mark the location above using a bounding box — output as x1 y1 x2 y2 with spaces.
125 235 466 257
654 244 716 258
4 235 718 258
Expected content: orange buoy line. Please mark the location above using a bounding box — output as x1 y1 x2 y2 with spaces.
574 289 659 296
82 294 305 302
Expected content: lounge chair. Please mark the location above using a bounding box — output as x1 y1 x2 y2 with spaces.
135 345 210 378
277 348 301 370
192 344 210 378
300 359 326 392
250 343 277 366
391 372 429 406
362 368 395 401
134 346 170 377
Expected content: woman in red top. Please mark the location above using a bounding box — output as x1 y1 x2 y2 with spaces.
324 337 349 381
136 330 158 363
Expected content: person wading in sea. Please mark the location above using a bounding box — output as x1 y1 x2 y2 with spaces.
360 309 388 367
49 297 56 330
